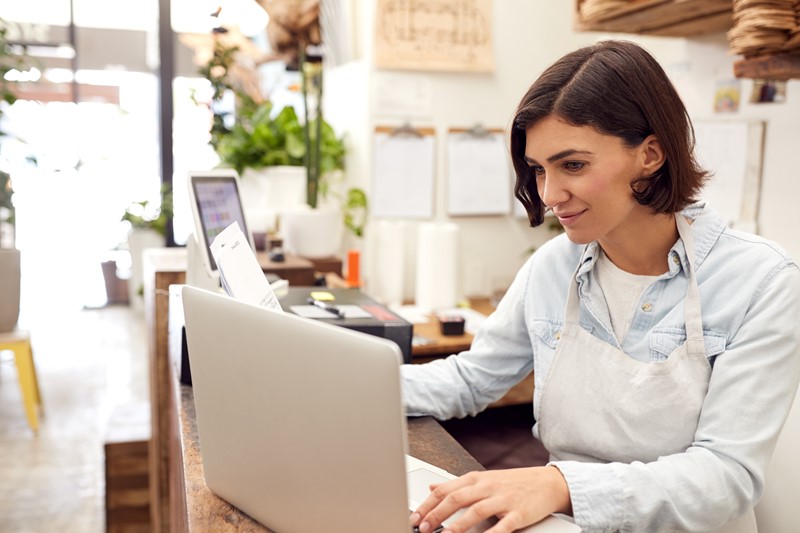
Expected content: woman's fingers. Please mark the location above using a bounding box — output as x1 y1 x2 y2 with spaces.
445 496 508 532
411 473 487 532
410 466 571 533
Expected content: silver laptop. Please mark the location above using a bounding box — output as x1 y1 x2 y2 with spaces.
182 286 579 533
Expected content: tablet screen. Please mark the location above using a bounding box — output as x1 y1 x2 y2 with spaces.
190 175 250 272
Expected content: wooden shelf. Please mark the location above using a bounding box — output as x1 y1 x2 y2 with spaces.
574 1 800 80
734 52 800 80
575 0 732 37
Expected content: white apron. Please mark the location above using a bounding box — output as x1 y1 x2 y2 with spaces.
537 216 756 533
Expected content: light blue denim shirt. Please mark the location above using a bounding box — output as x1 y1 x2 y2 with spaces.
401 203 800 532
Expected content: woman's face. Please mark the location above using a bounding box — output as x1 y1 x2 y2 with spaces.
524 116 651 245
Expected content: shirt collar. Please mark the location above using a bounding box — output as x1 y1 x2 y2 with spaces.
577 241 600 279
679 201 726 270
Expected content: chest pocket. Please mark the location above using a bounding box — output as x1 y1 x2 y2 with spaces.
649 327 727 363
530 320 598 351
530 319 563 352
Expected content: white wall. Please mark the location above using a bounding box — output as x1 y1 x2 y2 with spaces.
325 0 800 302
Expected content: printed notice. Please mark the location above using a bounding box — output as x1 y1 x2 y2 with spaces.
374 0 494 72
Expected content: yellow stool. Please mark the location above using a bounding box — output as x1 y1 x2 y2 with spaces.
0 329 43 434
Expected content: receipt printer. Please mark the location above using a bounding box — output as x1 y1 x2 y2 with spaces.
278 287 413 363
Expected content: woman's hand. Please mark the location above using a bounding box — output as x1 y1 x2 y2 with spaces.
409 465 571 533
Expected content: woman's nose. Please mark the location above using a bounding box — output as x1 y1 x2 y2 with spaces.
539 175 569 209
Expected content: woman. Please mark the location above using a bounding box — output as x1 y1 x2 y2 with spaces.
404 41 800 533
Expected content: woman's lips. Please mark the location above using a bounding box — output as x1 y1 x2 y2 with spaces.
556 210 585 226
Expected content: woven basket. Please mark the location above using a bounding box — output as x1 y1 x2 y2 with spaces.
728 0 800 56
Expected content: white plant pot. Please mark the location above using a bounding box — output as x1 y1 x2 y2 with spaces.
127 228 164 311
240 166 307 233
281 207 343 259
0 248 21 332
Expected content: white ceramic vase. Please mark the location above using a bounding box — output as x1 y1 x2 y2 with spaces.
0 248 21 332
280 206 343 259
240 166 307 234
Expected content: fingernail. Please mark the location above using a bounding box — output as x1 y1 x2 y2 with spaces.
409 512 420 525
419 521 431 533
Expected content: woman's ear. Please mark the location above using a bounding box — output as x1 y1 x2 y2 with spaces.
641 134 666 176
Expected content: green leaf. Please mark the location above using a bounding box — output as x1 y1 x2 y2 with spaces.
342 187 368 238
285 130 306 159
273 106 299 131
250 102 273 125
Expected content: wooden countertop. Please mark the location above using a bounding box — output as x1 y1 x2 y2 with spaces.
410 298 494 358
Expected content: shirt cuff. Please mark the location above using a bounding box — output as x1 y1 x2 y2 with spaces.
549 460 626 532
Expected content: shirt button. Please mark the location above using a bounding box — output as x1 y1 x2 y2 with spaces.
642 303 653 312
672 255 680 265
554 331 561 340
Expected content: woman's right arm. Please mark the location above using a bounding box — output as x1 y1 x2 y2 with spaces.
401 257 537 420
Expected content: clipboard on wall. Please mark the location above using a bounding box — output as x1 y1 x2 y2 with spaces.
446 125 512 216
372 124 436 218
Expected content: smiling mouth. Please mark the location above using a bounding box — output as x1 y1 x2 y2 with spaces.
555 210 586 225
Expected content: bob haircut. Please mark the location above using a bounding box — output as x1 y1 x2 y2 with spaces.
511 40 709 227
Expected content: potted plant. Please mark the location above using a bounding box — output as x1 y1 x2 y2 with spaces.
120 188 173 310
196 35 367 257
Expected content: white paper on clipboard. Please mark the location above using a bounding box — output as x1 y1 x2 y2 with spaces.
447 130 512 215
371 131 435 218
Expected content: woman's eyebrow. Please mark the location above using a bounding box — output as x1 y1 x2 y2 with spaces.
546 149 593 163
524 149 592 165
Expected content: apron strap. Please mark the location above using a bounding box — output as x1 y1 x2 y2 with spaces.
564 267 582 324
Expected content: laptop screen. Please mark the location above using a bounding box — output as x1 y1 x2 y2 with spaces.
190 174 250 272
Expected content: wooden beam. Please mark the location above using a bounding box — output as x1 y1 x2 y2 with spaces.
575 0 732 36
646 11 732 37
734 52 800 80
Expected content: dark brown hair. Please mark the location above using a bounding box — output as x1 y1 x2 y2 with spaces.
511 40 709 227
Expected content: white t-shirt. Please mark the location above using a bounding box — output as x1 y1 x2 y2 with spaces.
594 249 660 343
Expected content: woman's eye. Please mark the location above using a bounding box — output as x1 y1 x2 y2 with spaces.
564 161 585 172
531 165 545 177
